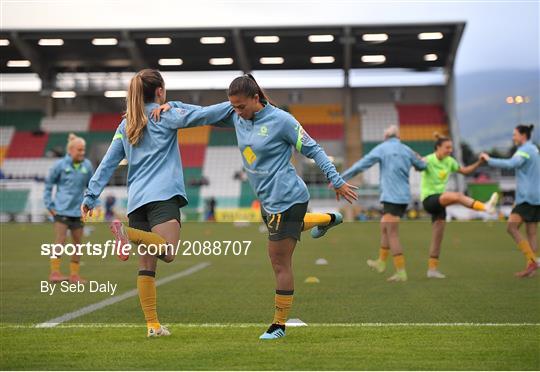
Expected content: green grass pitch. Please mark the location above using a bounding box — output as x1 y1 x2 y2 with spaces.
1 221 539 370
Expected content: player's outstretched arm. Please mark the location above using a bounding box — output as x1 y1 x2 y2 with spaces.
480 152 526 170
81 130 125 218
458 156 483 175
340 147 381 182
283 117 357 204
150 101 234 129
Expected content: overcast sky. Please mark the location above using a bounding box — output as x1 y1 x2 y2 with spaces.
2 0 538 76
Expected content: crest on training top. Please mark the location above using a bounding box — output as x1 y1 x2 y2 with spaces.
258 125 269 137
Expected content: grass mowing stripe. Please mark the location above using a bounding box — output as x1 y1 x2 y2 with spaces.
5 322 538 329
35 262 211 328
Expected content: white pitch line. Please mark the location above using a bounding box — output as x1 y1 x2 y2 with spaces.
35 262 211 328
4 322 533 330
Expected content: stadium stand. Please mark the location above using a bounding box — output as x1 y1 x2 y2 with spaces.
0 102 449 215
2 158 57 179
289 104 345 140
40 112 91 132
6 131 49 158
200 146 243 208
89 113 123 131
0 189 30 214
0 110 43 131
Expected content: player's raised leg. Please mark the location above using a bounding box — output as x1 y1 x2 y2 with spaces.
307 212 343 238
110 220 176 262
439 191 498 214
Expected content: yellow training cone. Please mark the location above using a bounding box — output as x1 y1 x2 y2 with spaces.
304 276 320 284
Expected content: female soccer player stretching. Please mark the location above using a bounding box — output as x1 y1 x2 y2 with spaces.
481 124 539 278
341 125 427 282
421 134 498 278
81 69 231 337
44 134 93 283
153 74 358 339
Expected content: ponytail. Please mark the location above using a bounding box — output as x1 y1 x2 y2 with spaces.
228 74 274 105
433 132 451 150
516 124 534 140
125 69 164 145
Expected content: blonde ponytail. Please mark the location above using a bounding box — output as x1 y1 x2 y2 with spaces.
124 69 165 145
125 74 148 146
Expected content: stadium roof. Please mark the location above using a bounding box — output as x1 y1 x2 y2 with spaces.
1 23 464 80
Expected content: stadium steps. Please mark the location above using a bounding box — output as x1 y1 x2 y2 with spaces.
0 110 43 131
397 104 446 125
0 146 7 166
289 104 345 140
45 132 114 154
307 185 335 199
178 126 211 145
289 104 343 125
1 158 58 178
358 103 399 142
180 144 206 168
6 131 49 158
40 113 91 133
183 167 203 209
239 180 256 207
200 147 242 207
89 113 123 131
0 189 30 214
0 126 16 147
303 124 344 140
362 140 435 156
208 127 237 146
400 124 449 141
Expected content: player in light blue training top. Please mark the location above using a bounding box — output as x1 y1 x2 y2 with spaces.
152 74 358 340
44 133 93 284
340 125 426 283
481 124 540 277
81 69 232 338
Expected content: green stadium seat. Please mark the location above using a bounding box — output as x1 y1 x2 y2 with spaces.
0 111 43 131
239 181 256 207
208 128 237 146
184 167 203 209
363 140 434 156
45 132 114 154
0 189 29 214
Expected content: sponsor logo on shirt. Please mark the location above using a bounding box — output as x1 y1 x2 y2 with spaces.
242 146 257 165
257 125 269 137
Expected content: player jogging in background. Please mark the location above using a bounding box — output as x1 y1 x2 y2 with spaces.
81 69 231 338
421 134 498 279
480 124 539 278
152 74 358 340
44 133 93 284
340 125 426 282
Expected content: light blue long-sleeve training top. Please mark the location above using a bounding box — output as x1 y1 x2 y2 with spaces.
82 102 232 214
44 155 94 217
487 141 540 205
168 100 345 214
341 137 426 204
